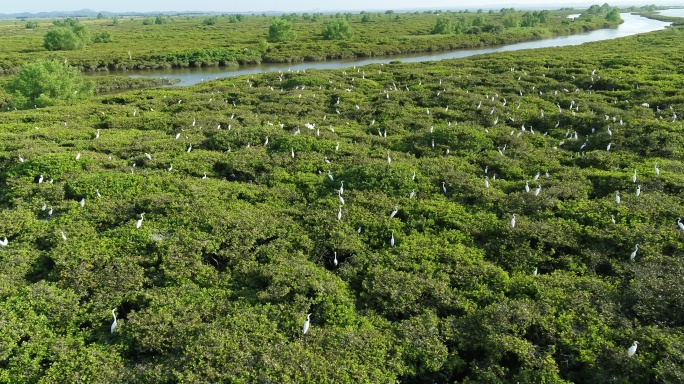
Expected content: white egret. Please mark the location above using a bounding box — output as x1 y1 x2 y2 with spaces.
175 132 181 139
291 148 295 159
168 165 173 172
42 204 46 211
79 198 85 207
485 177 490 188
630 244 639 260
611 214 616 224
75 152 81 161
390 230 395 247
60 231 67 241
327 171 334 182
636 185 641 197
337 206 342 221
678 218 684 233
145 153 152 160
136 213 145 229
333 252 338 267
533 172 540 181
111 309 118 334
607 143 612 151
390 205 398 219
339 181 344 195
511 214 516 228
48 207 53 216
187 144 192 153
525 181 530 193
533 267 538 276
632 169 637 183
412 170 416 181
303 314 311 334
535 185 541 196
616 191 621 205
18 155 24 163
410 189 415 199
38 175 44 184
202 173 207 179
95 129 100 139
442 182 447 194
0 237 7 247
628 341 638 357
387 151 392 165
96 189 101 198
339 193 345 205
654 163 660 176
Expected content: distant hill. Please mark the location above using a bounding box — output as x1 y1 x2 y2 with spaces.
0 8 240 19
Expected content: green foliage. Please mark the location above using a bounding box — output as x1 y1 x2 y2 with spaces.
93 31 113 43
268 19 296 42
155 15 169 25
321 19 353 40
2 15 684 382
43 27 85 51
0 9 635 72
606 9 622 23
203 17 218 26
25 21 39 29
431 18 453 35
4 59 94 109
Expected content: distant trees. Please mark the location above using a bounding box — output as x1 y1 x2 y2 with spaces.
268 19 296 42
587 3 615 14
322 19 353 40
25 21 39 29
4 59 94 109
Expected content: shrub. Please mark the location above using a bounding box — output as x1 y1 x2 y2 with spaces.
93 32 113 43
322 19 354 40
268 19 296 42
4 59 94 109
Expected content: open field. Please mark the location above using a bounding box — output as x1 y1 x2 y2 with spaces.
0 7 683 383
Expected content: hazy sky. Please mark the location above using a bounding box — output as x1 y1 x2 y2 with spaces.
0 1 660 14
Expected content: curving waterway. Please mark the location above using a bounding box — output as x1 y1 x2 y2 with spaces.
91 13 672 86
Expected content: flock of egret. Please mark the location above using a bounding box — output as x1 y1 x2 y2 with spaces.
9 63 679 349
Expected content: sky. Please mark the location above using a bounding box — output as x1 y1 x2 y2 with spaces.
0 0 666 14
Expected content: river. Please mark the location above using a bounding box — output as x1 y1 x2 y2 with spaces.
91 13 671 86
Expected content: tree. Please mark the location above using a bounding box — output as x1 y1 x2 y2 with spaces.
203 17 218 25
431 18 453 35
605 9 622 23
93 31 113 43
44 27 85 50
4 59 94 109
267 19 296 42
322 19 353 40
25 21 39 29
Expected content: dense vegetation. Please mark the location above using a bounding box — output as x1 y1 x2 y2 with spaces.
1 17 683 381
0 6 625 74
